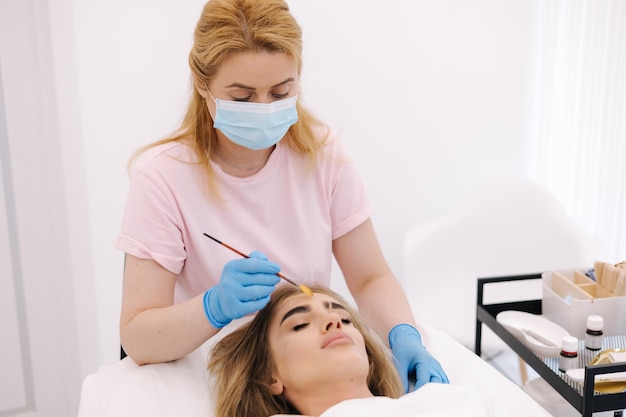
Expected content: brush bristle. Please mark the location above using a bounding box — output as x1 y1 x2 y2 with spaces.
299 284 313 296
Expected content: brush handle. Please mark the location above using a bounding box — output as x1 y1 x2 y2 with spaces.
203 233 298 286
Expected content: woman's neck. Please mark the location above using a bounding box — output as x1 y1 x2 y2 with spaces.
211 140 275 177
290 382 373 417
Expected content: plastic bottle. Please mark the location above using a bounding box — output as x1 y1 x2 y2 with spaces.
558 335 578 372
585 315 604 351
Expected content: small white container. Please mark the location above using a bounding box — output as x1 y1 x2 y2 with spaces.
584 315 604 350
558 335 578 372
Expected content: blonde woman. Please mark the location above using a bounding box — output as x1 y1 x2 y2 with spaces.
117 0 447 391
208 285 404 417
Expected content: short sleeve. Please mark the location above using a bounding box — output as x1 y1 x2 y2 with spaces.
115 167 186 275
327 140 374 240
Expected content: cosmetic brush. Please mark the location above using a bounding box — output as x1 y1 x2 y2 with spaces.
203 233 313 296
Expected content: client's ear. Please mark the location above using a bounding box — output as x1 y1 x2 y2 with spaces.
269 377 284 395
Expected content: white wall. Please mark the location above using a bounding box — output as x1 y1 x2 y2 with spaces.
66 0 540 367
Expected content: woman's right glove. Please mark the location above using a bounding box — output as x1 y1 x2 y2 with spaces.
203 251 281 328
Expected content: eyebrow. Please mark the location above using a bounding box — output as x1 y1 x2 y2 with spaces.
279 301 347 325
225 77 296 90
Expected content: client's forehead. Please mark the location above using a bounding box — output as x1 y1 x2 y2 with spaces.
280 292 335 308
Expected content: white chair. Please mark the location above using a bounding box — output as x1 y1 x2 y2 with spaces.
402 181 599 348
401 181 601 407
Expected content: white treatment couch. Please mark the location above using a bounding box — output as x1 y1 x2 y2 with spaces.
78 318 552 417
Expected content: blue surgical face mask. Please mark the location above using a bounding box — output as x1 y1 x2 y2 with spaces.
208 91 298 150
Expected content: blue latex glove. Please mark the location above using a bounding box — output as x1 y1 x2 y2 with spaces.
389 324 450 392
203 251 281 328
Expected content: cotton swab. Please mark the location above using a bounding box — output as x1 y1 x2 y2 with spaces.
203 233 313 296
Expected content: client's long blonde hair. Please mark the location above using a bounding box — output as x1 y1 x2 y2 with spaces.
208 285 403 417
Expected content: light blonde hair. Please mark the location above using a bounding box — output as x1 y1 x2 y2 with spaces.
129 0 328 192
208 285 403 417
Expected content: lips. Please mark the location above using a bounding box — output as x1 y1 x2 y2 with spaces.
321 331 353 348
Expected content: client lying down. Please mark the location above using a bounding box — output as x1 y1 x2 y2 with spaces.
208 285 551 417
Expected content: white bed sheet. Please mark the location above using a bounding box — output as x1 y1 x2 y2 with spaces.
78 321 551 417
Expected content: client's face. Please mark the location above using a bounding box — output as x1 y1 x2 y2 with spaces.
267 292 371 400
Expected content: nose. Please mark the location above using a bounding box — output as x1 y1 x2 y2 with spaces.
323 312 342 332
257 95 273 104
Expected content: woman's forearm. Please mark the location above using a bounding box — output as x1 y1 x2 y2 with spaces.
351 273 419 341
120 293 219 365
333 219 422 343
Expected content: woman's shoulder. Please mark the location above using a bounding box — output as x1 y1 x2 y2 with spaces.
306 128 351 162
132 140 197 173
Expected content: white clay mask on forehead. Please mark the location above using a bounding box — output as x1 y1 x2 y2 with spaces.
207 89 298 150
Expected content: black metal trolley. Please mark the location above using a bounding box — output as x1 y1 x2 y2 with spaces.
474 273 626 417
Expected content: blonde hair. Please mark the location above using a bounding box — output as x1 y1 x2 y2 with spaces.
129 0 328 193
208 285 403 417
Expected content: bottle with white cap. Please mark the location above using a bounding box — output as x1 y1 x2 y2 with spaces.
585 315 604 351
558 335 578 372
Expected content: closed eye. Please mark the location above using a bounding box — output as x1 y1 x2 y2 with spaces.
231 92 290 102
341 318 353 325
293 323 309 331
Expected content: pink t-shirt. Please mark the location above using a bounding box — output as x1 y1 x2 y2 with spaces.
115 133 373 303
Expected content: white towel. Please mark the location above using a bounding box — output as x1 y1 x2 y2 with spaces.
273 382 547 417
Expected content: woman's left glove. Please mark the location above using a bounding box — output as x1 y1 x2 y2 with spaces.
389 324 450 392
